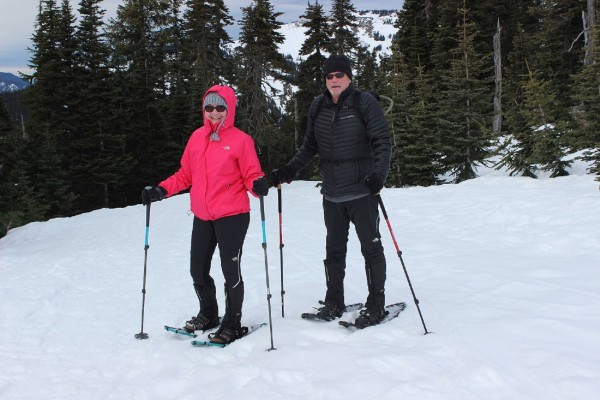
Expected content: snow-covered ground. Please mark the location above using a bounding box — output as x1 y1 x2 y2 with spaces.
1 162 599 400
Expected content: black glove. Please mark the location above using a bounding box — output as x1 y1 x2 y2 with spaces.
270 166 296 185
141 186 167 205
364 173 384 194
252 178 269 196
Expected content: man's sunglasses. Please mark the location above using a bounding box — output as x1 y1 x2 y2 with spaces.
204 105 227 112
325 72 346 80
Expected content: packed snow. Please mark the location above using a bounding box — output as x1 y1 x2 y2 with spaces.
1 162 599 400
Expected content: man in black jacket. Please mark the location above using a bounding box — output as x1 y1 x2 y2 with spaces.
271 54 392 328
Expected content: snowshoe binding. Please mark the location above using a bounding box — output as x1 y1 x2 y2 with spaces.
184 313 220 333
314 302 344 321
353 308 387 329
208 326 248 345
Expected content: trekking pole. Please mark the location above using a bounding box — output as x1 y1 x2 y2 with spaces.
377 195 430 335
259 187 276 350
277 184 286 318
135 189 153 340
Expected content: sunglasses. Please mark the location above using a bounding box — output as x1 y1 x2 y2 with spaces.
325 72 346 80
204 105 227 112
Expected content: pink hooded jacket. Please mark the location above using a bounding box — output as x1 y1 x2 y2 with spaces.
159 85 264 221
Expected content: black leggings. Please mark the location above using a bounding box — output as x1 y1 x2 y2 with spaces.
190 213 249 328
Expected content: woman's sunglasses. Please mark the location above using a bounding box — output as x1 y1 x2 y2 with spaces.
325 72 346 80
204 105 227 112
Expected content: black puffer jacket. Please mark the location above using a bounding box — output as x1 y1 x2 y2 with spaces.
288 84 392 198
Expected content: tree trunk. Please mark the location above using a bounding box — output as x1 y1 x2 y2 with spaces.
493 18 502 135
588 0 597 65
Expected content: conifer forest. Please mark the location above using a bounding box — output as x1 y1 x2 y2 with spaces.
1 0 599 237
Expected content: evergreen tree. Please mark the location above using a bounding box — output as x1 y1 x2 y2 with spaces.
384 41 409 186
295 1 331 142
70 0 133 210
500 0 580 178
234 0 291 169
1 90 29 130
288 1 332 180
182 0 234 112
438 1 491 183
572 24 600 183
497 22 539 178
529 1 583 149
107 0 180 200
354 46 379 91
394 0 438 75
329 0 362 58
156 0 193 148
521 65 571 177
23 0 77 217
400 64 444 186
390 2 444 186
0 95 46 237
178 0 234 133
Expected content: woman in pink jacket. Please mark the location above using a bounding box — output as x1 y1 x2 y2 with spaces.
142 85 269 345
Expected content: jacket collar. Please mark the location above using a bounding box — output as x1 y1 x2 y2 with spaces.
324 83 355 106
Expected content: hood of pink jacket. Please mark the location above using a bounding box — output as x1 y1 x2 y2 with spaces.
158 85 264 221
202 84 237 132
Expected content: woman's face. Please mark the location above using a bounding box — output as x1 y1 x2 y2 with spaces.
204 104 227 124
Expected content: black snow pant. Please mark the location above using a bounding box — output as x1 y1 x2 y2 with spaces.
323 195 386 313
190 213 249 329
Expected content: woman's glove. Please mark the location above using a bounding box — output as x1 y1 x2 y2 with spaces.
141 186 167 205
252 178 269 196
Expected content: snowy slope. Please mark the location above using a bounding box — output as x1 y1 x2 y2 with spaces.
278 11 398 60
1 162 599 399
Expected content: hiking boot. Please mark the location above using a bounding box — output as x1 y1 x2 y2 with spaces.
184 313 220 333
316 302 344 321
354 308 387 329
208 326 247 345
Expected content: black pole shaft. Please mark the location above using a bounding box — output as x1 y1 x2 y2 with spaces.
377 195 430 335
259 193 276 350
277 185 285 318
135 199 152 339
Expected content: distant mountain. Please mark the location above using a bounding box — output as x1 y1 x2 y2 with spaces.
0 72 30 93
278 10 398 60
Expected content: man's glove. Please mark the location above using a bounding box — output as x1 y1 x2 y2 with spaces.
270 166 296 185
141 186 167 205
364 173 384 194
252 178 269 196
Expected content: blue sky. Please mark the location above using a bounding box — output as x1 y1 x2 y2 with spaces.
0 0 404 75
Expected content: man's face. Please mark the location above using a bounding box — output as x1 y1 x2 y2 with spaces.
325 71 351 100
